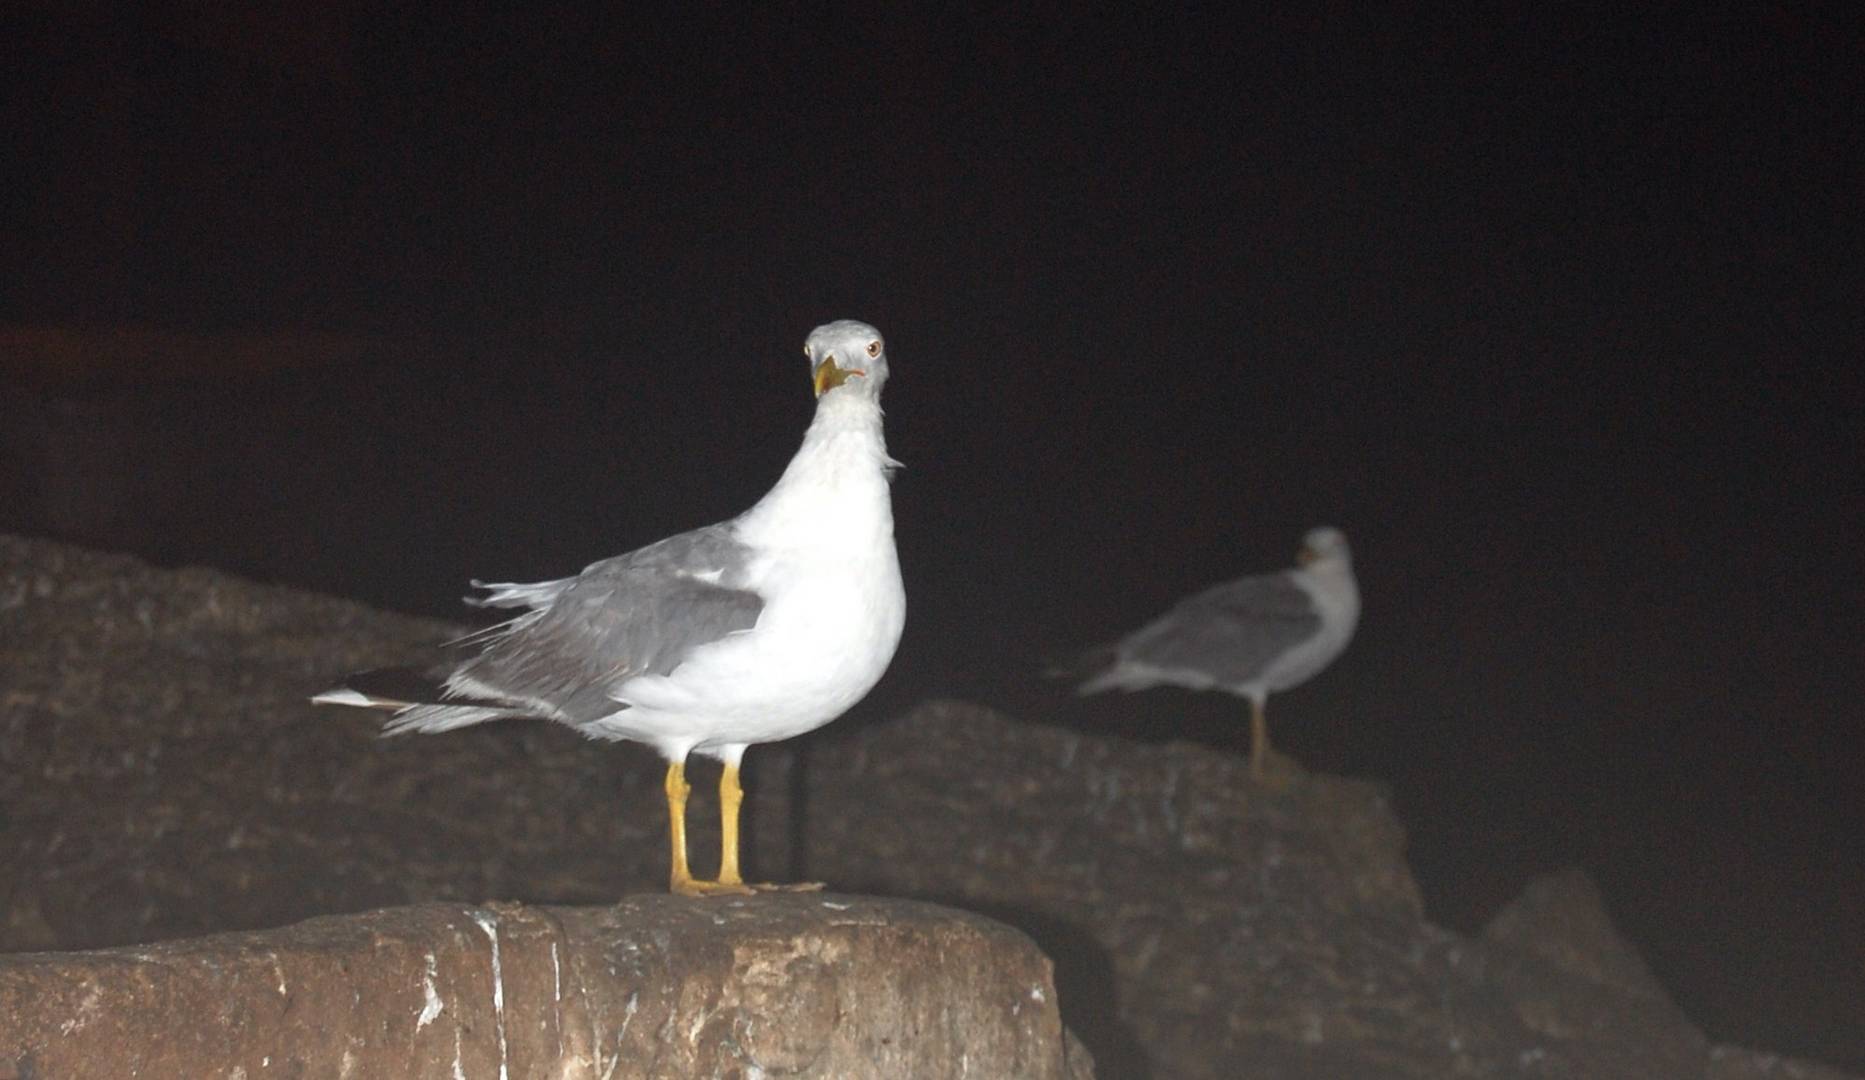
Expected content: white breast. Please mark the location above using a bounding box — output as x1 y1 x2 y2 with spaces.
590 399 905 758
1254 563 1359 696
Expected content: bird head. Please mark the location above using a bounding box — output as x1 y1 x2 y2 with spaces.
1297 526 1351 569
805 320 888 400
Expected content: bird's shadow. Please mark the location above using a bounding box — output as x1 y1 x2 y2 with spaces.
911 893 1153 1080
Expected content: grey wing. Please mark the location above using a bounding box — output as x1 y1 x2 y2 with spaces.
1119 571 1321 685
451 524 764 723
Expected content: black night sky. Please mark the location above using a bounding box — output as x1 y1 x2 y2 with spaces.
4 5 1861 1069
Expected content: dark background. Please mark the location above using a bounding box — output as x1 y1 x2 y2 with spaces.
4 4 1860 1070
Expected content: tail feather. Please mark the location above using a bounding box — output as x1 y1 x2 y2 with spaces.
1073 665 1130 696
464 577 573 610
1041 643 1120 694
311 666 525 735
380 703 519 736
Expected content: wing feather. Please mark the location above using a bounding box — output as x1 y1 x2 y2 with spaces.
451 524 765 723
1118 571 1322 685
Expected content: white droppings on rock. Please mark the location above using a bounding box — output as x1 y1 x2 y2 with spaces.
417 952 444 1029
1030 984 1047 1004
60 983 102 1034
472 910 510 1080
618 990 638 1039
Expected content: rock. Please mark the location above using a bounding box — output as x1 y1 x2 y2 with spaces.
792 702 1791 1079
1479 850 1863 1080
0 894 1090 1079
1708 1046 1862 1080
791 700 1435 1077
1478 862 1713 1073
0 533 670 950
1482 866 1671 1000
1 534 1856 1078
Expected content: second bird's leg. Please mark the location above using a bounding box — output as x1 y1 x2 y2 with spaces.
1248 698 1300 787
1249 698 1269 781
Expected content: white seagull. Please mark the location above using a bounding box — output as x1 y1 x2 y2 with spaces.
313 319 906 896
1075 526 1359 779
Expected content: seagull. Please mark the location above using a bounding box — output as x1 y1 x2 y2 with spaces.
1074 526 1359 780
313 320 906 896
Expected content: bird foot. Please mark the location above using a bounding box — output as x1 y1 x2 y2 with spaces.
670 877 827 898
671 877 757 897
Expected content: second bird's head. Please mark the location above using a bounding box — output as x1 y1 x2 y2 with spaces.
805 320 889 401
1297 526 1352 569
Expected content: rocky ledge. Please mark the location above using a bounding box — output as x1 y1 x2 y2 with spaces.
0 894 1089 1079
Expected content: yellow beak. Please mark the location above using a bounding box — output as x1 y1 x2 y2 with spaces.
813 357 866 398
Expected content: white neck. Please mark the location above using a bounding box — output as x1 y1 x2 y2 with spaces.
736 394 895 549
1299 556 1360 626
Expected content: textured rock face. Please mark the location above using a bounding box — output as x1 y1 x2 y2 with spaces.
795 705 1716 1079
0 895 1090 1079
1 534 1855 1079
0 535 671 952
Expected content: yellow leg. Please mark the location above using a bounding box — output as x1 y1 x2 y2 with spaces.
718 763 745 887
732 755 823 893
1250 699 1300 789
1250 698 1269 780
666 757 753 897
665 760 696 893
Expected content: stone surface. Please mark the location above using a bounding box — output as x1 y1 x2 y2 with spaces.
794 704 1723 1079
1 534 1855 1078
0 534 668 954
0 894 1089 1079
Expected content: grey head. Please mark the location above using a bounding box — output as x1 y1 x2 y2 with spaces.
1297 526 1351 568
805 319 889 401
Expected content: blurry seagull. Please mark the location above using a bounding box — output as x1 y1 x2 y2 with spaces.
1075 526 1359 779
314 319 906 896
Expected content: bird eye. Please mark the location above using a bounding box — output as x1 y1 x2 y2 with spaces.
803 344 812 360
866 340 882 358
